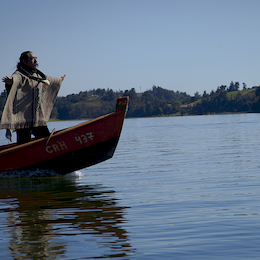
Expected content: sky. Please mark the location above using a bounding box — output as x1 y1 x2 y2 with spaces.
1 0 260 97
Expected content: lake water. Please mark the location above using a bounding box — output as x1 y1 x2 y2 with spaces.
1 114 260 259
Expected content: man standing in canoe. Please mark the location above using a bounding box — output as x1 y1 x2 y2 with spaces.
1 51 66 144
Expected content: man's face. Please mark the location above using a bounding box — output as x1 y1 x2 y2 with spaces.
23 52 38 70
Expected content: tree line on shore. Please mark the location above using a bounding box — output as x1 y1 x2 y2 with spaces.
0 81 260 119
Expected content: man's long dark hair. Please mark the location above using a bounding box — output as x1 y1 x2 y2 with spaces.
16 51 48 84
17 51 32 69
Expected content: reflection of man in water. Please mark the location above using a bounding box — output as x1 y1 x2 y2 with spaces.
1 51 66 144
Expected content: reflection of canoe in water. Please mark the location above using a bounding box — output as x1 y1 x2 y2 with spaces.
0 96 129 175
0 177 133 258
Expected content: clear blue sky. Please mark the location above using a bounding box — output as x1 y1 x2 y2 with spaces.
1 0 260 97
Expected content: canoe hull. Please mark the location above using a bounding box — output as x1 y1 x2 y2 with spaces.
20 137 119 175
0 97 128 175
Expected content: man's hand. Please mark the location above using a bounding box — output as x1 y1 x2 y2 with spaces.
2 76 13 85
61 75 66 81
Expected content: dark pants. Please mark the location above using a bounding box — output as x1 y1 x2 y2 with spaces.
16 126 50 144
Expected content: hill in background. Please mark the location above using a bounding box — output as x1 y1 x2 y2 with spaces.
0 82 260 120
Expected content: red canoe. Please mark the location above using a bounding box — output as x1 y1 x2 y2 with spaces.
0 96 129 175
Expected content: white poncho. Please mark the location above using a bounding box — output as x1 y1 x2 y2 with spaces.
0 70 62 134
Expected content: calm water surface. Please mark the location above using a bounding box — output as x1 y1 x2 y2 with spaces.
1 114 260 259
